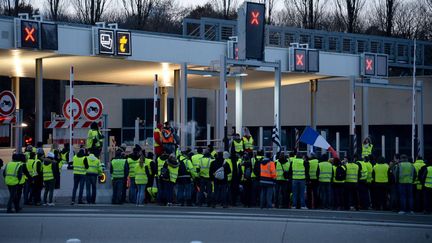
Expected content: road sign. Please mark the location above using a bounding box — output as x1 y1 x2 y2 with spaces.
63 98 82 120
83 97 103 121
116 31 132 56
0 90 16 116
98 29 115 55
237 2 266 61
20 20 39 49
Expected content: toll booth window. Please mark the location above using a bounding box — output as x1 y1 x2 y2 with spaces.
20 20 39 49
41 23 58 50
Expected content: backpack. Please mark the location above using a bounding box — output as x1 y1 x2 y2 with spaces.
214 161 226 180
160 164 170 181
335 166 346 181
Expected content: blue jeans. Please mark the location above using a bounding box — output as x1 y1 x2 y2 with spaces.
129 178 137 204
399 184 413 212
112 179 124 204
72 174 85 203
260 183 274 209
177 183 192 205
292 179 306 208
86 174 98 204
136 184 146 205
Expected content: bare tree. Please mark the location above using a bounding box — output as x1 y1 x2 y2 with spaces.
211 0 238 19
121 0 154 28
257 0 279 24
334 0 365 33
369 0 400 36
278 0 327 29
45 0 65 21
0 0 32 16
72 0 110 25
393 0 429 39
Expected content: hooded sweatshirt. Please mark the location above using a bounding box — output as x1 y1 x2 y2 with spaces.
210 154 231 184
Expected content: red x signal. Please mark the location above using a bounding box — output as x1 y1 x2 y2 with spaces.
24 27 35 42
251 11 260 25
296 54 304 66
366 59 373 71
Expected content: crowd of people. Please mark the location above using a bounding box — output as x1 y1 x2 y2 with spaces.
2 122 432 216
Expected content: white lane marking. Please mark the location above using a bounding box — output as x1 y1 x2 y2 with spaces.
190 241 203 243
1 213 431 228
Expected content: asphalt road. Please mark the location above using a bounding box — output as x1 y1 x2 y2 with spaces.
0 205 431 243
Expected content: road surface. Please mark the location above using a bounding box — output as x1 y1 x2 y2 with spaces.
1 205 431 243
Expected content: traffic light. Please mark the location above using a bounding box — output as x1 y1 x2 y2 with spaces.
289 48 320 73
361 53 388 77
237 2 266 61
20 20 39 49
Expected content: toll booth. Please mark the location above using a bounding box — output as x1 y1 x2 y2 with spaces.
44 114 103 146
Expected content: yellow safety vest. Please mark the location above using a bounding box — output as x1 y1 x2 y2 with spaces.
233 140 244 153
135 164 148 185
5 161 21 186
127 157 139 177
191 154 204 169
242 136 254 150
199 157 212 178
73 156 86 175
87 155 101 175
309 159 319 180
43 163 54 181
292 158 305 180
275 160 289 181
424 166 432 189
345 163 359 183
414 160 426 190
362 144 373 158
373 163 389 183
111 159 126 179
358 161 368 181
318 162 332 183
333 165 346 183
157 157 167 176
168 166 179 183
225 159 233 182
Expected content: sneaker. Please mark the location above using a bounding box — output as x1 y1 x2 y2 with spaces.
42 203 48 206
70 201 75 205
48 203 55 207
301 207 308 210
398 211 405 215
410 211 415 214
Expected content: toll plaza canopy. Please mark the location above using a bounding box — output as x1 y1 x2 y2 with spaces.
0 16 360 90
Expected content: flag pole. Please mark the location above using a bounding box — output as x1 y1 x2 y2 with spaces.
411 39 416 161
69 66 74 163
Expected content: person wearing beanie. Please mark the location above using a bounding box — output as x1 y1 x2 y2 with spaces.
209 151 231 208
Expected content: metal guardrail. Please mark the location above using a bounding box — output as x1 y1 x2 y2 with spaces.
182 18 432 71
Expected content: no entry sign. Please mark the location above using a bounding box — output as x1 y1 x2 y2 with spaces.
83 98 103 121
63 98 82 120
0 90 16 116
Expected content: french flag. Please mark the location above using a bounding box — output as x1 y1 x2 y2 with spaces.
299 127 339 158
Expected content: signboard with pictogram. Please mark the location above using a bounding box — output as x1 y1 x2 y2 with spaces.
62 98 82 120
0 90 16 116
20 20 39 49
116 31 131 56
83 98 103 121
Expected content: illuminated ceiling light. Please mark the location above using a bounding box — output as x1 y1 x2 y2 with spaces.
12 49 24 77
161 62 172 87
203 74 213 77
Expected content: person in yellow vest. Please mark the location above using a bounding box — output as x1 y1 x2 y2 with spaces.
156 152 169 205
419 159 432 214
394 154 415 214
86 122 104 158
274 152 290 208
357 155 371 210
316 157 333 209
307 155 319 209
71 149 89 205
363 155 374 208
60 143 70 170
177 151 196 206
288 154 310 209
223 151 237 206
110 150 129 204
42 152 59 206
23 152 35 205
126 146 141 204
208 144 217 159
135 154 149 206
197 150 213 206
161 122 176 155
209 151 231 208
332 157 346 210
164 154 179 206
371 156 390 210
238 153 253 207
86 153 102 204
242 127 254 154
344 158 362 211
231 133 244 156
31 151 43 206
362 137 373 159
191 147 204 205
413 156 426 212
3 154 29 213
389 154 400 212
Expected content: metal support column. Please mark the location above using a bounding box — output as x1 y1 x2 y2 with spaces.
35 58 43 144
159 87 168 124
361 79 369 142
180 63 188 149
14 109 23 153
11 77 20 109
273 60 281 154
349 77 357 157
235 77 243 135
418 81 424 157
219 56 227 150
102 114 109 166
173 69 180 126
308 79 317 156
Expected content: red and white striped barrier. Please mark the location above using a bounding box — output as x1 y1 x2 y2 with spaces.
0 116 16 125
44 120 102 129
